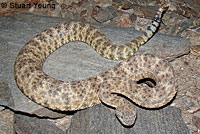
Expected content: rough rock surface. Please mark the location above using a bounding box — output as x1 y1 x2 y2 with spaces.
0 109 15 134
66 104 189 134
14 113 65 134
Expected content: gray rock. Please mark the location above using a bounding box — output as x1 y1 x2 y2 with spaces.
0 109 15 134
0 82 14 108
66 104 189 134
14 113 65 134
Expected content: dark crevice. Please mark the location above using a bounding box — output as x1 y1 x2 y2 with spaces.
136 78 156 88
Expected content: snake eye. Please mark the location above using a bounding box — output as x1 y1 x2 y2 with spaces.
136 78 156 88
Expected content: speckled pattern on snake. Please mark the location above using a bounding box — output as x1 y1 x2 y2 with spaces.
14 4 177 126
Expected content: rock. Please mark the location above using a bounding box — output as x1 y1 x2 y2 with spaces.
66 104 189 134
14 113 65 134
53 115 73 131
0 82 14 108
0 109 15 134
92 6 117 23
192 116 200 129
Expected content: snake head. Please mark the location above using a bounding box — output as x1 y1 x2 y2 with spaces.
115 103 137 127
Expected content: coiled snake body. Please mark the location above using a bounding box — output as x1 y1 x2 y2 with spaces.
14 5 177 126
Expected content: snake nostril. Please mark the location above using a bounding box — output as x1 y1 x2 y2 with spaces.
136 78 156 88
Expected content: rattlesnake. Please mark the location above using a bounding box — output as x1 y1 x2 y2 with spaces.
14 4 176 126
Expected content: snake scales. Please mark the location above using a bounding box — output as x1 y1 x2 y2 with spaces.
14 4 177 126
